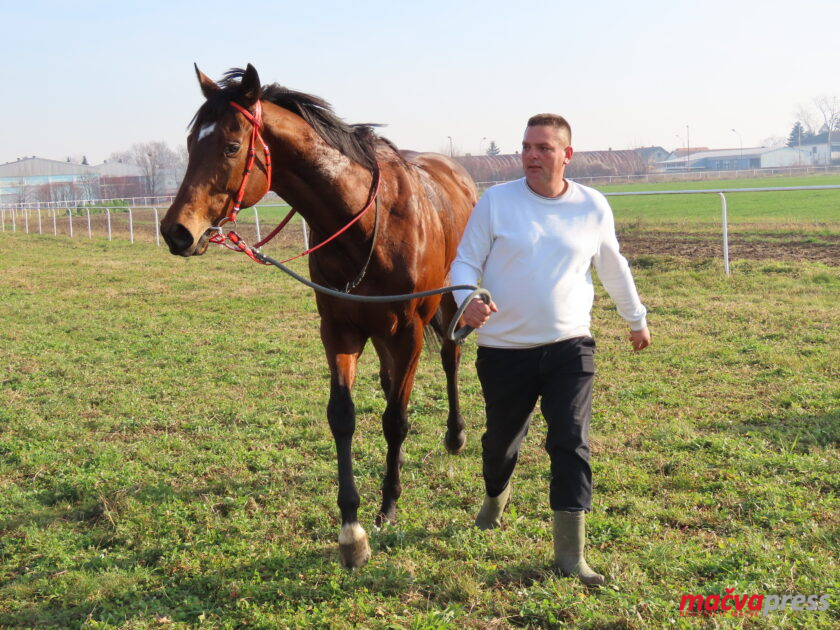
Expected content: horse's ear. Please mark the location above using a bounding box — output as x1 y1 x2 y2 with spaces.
241 63 262 106
194 64 220 100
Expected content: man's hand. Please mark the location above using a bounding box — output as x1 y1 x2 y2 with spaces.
629 327 651 351
462 297 499 329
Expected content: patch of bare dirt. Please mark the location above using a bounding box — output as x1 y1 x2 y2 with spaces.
617 230 839 265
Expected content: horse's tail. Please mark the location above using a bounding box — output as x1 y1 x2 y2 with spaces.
424 307 445 355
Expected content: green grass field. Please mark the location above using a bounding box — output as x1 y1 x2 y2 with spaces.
1 218 838 627
596 173 840 194
239 174 840 233
597 174 840 229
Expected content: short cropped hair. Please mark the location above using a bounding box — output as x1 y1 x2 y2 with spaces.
527 113 572 145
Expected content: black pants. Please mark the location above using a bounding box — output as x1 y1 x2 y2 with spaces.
475 336 595 511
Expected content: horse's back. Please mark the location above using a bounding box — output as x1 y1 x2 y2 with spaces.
402 152 477 250
403 151 477 208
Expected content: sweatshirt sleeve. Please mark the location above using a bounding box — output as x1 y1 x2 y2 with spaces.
592 200 648 330
450 192 494 307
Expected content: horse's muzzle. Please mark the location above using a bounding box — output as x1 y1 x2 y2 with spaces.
161 222 199 256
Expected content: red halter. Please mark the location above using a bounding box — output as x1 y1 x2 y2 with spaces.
208 99 381 267
207 100 273 261
227 100 272 222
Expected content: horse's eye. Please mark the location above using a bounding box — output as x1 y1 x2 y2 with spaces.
224 143 241 157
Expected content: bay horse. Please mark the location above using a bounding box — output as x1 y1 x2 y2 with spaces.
160 64 477 568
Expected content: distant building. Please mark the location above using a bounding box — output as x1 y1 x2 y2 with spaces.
657 141 839 172
657 147 769 172
453 146 668 183
760 141 839 168
635 146 671 166
0 156 182 204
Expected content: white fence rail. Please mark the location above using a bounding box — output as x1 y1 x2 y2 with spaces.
0 203 304 251
2 186 839 275
602 185 840 275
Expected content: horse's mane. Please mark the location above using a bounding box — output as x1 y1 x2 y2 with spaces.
191 68 400 172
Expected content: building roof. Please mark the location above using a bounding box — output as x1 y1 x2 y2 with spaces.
659 147 773 164
670 147 709 157
454 147 654 181
0 156 145 179
0 157 97 178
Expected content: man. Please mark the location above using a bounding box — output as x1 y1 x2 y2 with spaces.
450 114 650 586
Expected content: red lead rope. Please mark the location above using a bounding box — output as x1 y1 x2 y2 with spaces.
208 100 381 266
273 170 380 265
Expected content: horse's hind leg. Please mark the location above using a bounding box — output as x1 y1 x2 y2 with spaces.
372 338 393 398
374 323 423 527
323 329 370 569
434 294 467 454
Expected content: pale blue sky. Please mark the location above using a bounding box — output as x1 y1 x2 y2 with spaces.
2 0 837 164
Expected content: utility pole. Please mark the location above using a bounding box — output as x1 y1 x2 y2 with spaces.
732 128 742 172
798 125 802 167
686 125 691 173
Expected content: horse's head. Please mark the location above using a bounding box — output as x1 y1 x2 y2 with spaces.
161 64 271 256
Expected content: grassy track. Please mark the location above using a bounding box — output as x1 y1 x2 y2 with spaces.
596 173 840 194
238 175 840 232
1 234 838 629
594 174 840 228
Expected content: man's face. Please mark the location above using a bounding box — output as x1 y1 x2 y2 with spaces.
521 125 572 194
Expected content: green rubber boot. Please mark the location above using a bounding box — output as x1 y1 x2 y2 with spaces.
474 484 512 530
553 510 605 586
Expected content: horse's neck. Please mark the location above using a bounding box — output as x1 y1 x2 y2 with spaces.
264 110 376 238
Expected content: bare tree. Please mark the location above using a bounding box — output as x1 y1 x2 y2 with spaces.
813 95 840 167
76 174 100 201
109 141 183 196
11 179 34 205
794 105 820 135
760 136 787 149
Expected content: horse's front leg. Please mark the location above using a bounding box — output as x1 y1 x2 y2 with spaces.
323 329 370 569
375 322 424 527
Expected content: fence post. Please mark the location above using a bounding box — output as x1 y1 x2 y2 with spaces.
52 209 57 235
106 208 112 241
86 208 92 238
0 208 4 232
719 192 730 276
128 207 134 243
302 216 309 249
68 207 74 238
153 207 160 247
37 206 42 234
254 206 262 242
11 209 15 232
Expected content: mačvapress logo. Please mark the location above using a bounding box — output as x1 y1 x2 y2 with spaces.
679 589 831 617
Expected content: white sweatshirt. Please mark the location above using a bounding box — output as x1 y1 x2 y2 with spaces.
451 178 647 348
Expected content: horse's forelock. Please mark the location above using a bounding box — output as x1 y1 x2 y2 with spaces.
188 67 259 134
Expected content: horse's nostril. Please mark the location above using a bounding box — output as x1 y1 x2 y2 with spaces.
162 223 195 254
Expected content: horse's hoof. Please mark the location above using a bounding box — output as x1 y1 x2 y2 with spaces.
444 430 467 455
375 508 396 528
338 522 371 569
